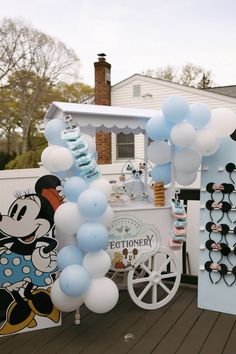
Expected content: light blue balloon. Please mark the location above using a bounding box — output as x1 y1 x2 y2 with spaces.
151 163 171 185
76 222 108 253
57 245 84 271
146 114 172 141
63 176 88 202
54 170 69 180
186 103 211 129
77 189 107 219
44 119 68 147
162 96 189 124
59 264 90 297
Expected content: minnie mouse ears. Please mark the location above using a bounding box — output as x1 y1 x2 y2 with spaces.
226 163 236 184
35 175 63 211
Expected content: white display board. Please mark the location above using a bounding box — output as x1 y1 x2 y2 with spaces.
198 136 236 314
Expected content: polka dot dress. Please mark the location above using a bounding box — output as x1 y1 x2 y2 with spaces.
0 251 52 288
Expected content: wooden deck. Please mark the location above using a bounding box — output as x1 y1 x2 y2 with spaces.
1 285 236 354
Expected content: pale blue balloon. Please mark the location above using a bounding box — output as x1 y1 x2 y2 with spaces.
162 96 189 124
57 245 84 271
186 103 211 129
151 163 171 185
63 176 88 202
54 170 69 180
76 222 108 253
59 264 90 297
70 162 82 177
146 114 172 141
44 119 68 146
77 189 107 219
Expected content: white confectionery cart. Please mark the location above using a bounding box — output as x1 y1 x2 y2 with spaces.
45 102 182 311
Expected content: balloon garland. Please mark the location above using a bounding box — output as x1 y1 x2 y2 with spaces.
41 116 118 314
146 96 236 186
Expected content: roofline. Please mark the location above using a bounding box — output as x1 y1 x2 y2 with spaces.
112 74 236 104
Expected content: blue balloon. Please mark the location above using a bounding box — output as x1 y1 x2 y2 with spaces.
77 189 107 219
186 103 211 129
151 163 171 185
63 176 88 202
59 264 90 297
70 162 82 177
57 245 84 271
76 222 108 253
162 96 189 124
44 119 68 147
54 170 69 180
146 114 172 141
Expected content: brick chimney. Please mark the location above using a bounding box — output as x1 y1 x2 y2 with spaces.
94 53 112 164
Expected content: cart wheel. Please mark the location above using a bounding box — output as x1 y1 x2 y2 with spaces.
127 247 181 310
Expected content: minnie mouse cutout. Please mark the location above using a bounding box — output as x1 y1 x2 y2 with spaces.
0 175 63 335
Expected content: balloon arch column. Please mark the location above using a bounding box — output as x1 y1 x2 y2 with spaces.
41 98 236 320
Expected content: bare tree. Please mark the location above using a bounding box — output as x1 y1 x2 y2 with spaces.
142 63 214 88
0 18 80 87
0 18 81 153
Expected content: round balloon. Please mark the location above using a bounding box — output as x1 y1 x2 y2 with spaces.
175 170 198 186
146 113 172 141
147 141 171 165
41 145 59 172
76 222 108 253
51 279 84 312
170 122 196 148
63 176 88 202
84 277 119 313
186 103 211 129
174 148 201 173
77 189 107 219
162 96 189 124
206 108 236 137
50 147 74 172
99 205 114 227
151 163 171 185
44 119 67 146
59 264 90 297
83 134 96 154
193 129 219 156
54 202 83 234
89 177 112 200
83 250 111 278
57 245 84 271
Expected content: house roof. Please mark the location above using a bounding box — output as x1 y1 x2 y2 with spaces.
44 101 159 134
206 85 236 98
112 74 236 105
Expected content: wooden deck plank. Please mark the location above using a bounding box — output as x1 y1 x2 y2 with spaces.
223 321 236 354
152 293 202 354
99 286 186 354
176 310 219 353
200 313 236 354
54 291 135 354
126 287 196 354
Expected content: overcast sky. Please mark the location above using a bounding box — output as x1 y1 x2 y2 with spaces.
1 0 236 87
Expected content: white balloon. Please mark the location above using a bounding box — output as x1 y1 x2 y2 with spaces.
84 277 119 313
175 170 198 186
54 202 83 234
50 147 74 172
147 141 171 165
41 145 59 172
83 250 111 278
206 108 236 137
170 122 196 148
89 177 112 199
193 129 220 156
51 279 84 312
174 148 201 173
98 205 114 227
83 134 96 154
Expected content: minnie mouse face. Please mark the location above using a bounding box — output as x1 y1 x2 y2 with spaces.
0 194 51 244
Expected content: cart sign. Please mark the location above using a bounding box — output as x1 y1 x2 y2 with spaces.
108 216 160 271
